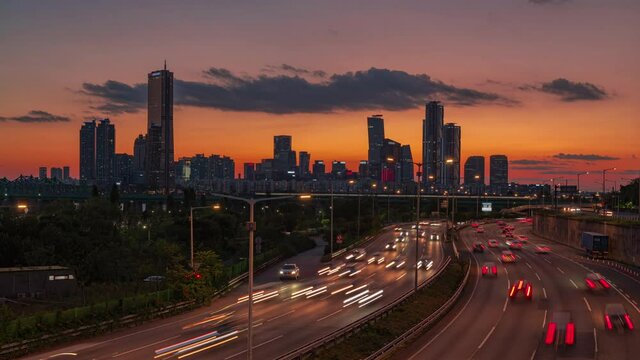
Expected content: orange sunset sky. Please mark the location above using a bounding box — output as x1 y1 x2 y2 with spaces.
0 0 638 191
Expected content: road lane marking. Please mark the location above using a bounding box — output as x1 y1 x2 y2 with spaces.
504 267 509 275
224 335 284 359
535 273 541 281
556 267 565 274
542 309 547 328
503 297 508 312
316 309 343 322
507 279 511 290
530 348 537 360
570 279 579 289
583 297 592 312
477 326 496 349
112 336 181 357
396 273 407 281
543 287 547 299
594 328 598 353
544 258 552 264
526 262 532 269
266 310 294 322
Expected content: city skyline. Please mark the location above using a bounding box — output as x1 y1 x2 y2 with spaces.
1 0 639 190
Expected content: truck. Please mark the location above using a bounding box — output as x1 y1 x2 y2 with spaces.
581 232 609 258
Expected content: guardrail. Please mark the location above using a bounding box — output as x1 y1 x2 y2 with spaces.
0 255 284 360
277 256 453 360
364 258 471 360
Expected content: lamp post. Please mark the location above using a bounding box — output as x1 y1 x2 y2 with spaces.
330 182 334 257
209 193 309 360
576 171 589 210
412 162 423 292
190 204 221 269
142 225 150 243
474 174 481 218
371 183 377 224
349 180 360 240
602 168 616 214
550 177 564 212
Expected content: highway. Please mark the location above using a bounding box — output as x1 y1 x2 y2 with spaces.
24 222 445 360
394 220 640 360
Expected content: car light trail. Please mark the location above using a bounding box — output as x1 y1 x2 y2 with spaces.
182 312 233 330
291 286 314 299
345 284 368 295
317 266 331 275
331 284 353 295
176 331 240 359
358 289 384 307
343 290 370 307
385 261 396 269
306 286 328 299
253 290 279 304
155 331 219 356
237 290 264 303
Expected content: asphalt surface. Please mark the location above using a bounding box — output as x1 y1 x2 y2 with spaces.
24 222 445 360
394 220 640 360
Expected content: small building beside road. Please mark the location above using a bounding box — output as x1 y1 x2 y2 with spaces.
0 266 77 299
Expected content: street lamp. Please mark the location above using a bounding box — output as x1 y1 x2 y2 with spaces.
550 177 564 211
142 224 150 242
190 204 224 269
209 193 310 360
474 174 481 217
348 180 361 240
602 168 616 214
412 162 423 292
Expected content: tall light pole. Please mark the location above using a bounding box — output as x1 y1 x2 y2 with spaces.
550 177 564 212
602 168 616 214
474 174 481 218
190 204 221 269
412 162 423 292
349 180 360 240
209 193 309 360
576 171 589 210
330 182 334 256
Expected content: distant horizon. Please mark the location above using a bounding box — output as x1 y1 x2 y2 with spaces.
1 0 638 191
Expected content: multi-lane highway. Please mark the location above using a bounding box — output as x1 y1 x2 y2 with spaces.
25 223 445 360
394 219 640 360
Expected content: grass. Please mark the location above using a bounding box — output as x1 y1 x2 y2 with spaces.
313 261 467 360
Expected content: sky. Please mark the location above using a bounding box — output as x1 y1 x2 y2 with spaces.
1 0 639 191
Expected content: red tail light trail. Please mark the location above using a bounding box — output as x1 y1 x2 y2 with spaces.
565 322 575 345
545 323 557 344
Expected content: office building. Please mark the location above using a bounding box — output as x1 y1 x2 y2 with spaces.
422 101 444 185
464 156 485 194
381 138 402 183
298 151 310 179
132 134 146 184
96 119 115 186
490 155 509 191
441 123 461 188
50 167 63 181
146 64 174 192
273 135 294 178
358 160 369 178
400 145 414 183
313 160 326 179
63 166 70 181
367 115 385 180
331 161 347 179
38 167 47 180
79 120 96 183
244 163 256 181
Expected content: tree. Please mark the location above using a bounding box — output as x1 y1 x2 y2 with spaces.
91 185 100 197
110 184 120 204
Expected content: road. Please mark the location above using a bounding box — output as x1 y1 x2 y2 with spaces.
394 219 640 360
25 222 445 360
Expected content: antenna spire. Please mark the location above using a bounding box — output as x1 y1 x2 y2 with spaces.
164 59 166 70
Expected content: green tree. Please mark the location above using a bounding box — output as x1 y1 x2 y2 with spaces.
110 184 120 204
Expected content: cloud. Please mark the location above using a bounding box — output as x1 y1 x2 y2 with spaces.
618 169 640 176
510 159 551 165
511 165 564 171
522 78 608 102
553 153 620 161
529 0 570 4
0 110 71 123
81 67 517 115
262 64 327 78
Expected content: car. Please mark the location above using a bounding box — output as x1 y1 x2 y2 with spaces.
471 222 479 228
476 227 485 234
279 264 300 280
604 303 634 331
345 248 366 261
385 242 398 251
506 240 523 250
368 252 385 265
545 312 575 347
534 245 551 254
472 241 485 253
487 239 499 248
417 257 434 270
509 279 533 300
481 262 498 277
585 273 611 291
385 256 406 270
516 235 528 243
394 237 402 243
501 250 516 263
429 233 440 241
339 263 365 277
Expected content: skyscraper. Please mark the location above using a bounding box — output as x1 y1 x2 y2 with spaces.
50 167 63 181
331 161 347 179
79 120 96 183
273 135 293 179
367 115 385 180
96 119 115 186
146 64 174 192
490 155 509 192
381 138 402 183
63 166 70 181
298 151 310 179
133 134 146 185
400 145 414 183
115 153 133 185
423 101 444 185
464 156 485 194
312 160 325 179
244 163 256 181
441 123 461 188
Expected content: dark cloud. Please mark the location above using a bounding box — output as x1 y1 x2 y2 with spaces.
553 153 620 161
511 165 564 171
522 78 608 102
0 110 70 123
510 159 551 165
618 169 640 176
81 67 517 115
80 80 146 114
529 0 570 4
262 64 327 78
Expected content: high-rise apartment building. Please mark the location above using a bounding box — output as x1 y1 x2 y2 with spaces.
367 115 385 180
50 167 63 181
39 167 47 180
146 64 174 192
441 123 461 188
490 155 509 191
312 160 325 179
400 145 414 183
115 153 133 185
422 101 444 185
96 119 115 186
244 163 256 181
331 161 347 179
464 156 485 194
63 166 70 181
79 120 96 183
298 151 310 179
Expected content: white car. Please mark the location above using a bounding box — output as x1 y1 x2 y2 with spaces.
279 264 300 280
417 257 434 270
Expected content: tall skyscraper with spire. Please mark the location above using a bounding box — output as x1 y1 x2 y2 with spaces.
145 62 174 192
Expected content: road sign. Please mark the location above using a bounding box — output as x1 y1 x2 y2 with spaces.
336 234 343 244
